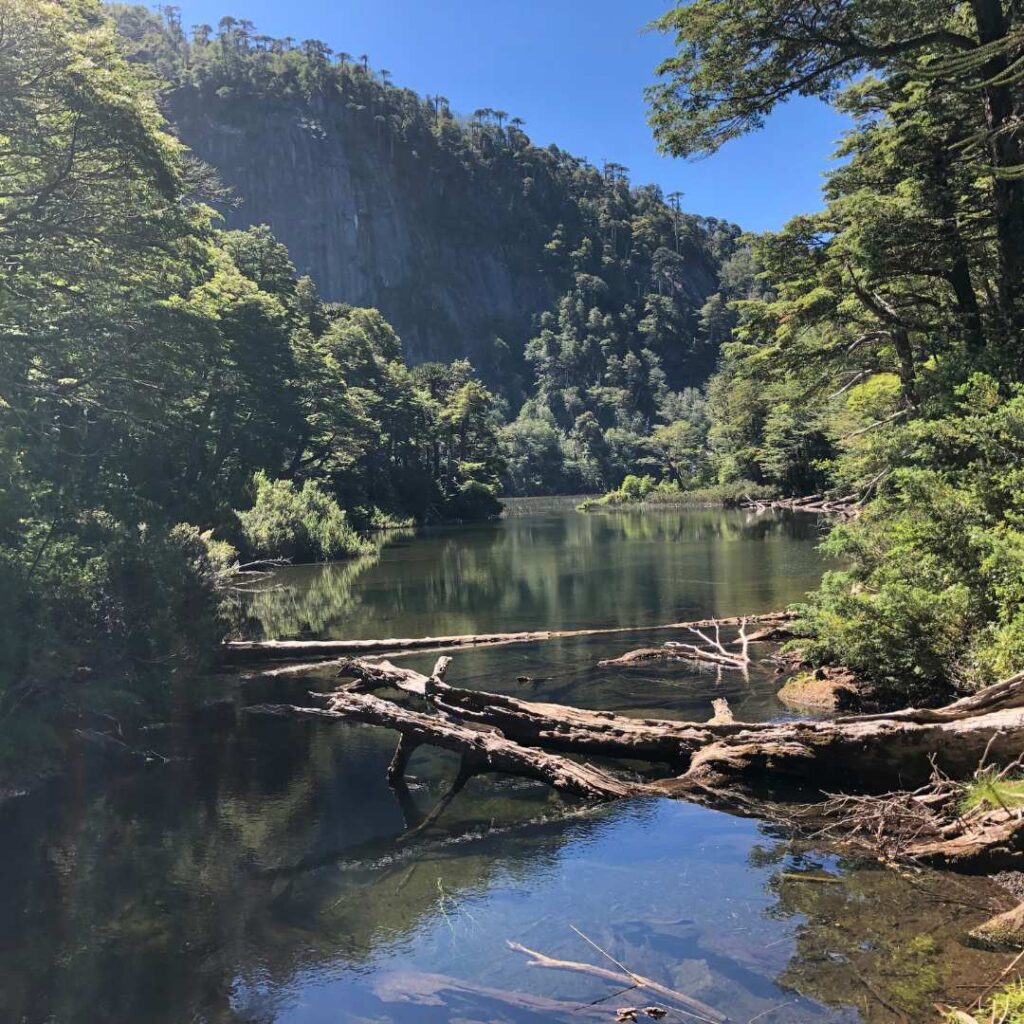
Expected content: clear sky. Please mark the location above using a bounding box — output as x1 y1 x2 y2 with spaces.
163 0 850 232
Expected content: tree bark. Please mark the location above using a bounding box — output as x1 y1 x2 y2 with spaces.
970 0 1024 338
930 142 986 353
338 658 1024 790
263 692 644 800
262 657 1024 869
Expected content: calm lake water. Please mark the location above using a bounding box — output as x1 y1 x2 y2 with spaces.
0 505 1009 1023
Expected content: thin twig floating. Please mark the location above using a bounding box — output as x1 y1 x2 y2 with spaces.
507 935 727 1024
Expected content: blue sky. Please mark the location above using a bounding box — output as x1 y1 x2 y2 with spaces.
164 0 850 232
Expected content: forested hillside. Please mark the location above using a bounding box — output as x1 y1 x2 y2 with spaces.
5 0 1023 794
110 5 751 494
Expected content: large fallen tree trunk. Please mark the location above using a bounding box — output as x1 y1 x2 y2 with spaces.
258 656 1024 869
223 612 794 664
336 658 1024 791
257 691 645 801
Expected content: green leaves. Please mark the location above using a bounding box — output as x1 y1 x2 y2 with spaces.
795 382 1024 695
235 471 371 562
647 0 984 158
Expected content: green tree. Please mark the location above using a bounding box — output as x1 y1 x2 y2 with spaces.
648 0 1024 339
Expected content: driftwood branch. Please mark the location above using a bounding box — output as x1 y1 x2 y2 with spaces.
601 618 773 671
507 938 727 1024
370 969 629 1021
224 612 795 664
742 493 862 517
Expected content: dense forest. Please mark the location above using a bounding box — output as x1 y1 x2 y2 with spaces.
641 0 1024 707
5 2 1024 1020
0 0 511 778
2 0 1024 790
111 3 754 496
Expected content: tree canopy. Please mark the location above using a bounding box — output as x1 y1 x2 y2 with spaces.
641 0 1024 698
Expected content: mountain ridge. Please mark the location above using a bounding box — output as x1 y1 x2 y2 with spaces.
112 4 742 403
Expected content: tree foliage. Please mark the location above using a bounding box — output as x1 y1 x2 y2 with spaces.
647 0 1024 698
0 0 506 780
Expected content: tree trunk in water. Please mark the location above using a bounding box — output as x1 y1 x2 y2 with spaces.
258 658 1024 869
223 612 794 663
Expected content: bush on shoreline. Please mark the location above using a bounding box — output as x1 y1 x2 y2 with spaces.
579 474 775 510
236 472 373 563
790 379 1024 702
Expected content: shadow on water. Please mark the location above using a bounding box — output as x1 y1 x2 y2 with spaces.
0 505 1011 1023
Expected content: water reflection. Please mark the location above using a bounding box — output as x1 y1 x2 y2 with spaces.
2 719 1007 1024
232 508 826 642
0 507 1006 1024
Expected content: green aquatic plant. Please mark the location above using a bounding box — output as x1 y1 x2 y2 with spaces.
985 982 1024 1023
885 934 941 1015
946 981 1024 1023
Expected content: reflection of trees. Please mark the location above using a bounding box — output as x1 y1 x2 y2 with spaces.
415 509 826 634
223 530 414 640
751 838 1007 1023
0 510 838 1021
231 509 826 643
0 716 608 1024
4 730 1007 1024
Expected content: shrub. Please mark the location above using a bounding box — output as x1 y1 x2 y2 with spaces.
443 479 503 522
235 471 371 562
198 529 239 575
585 476 773 508
792 378 1024 702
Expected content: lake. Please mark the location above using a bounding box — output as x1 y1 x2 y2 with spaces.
0 505 1008 1023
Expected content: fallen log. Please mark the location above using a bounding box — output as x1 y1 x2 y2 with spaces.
370 970 624 1022
335 658 1024 790
261 655 1024 868
342 659 1024 778
597 647 676 667
340 657 735 764
967 900 1024 950
507 939 727 1024
906 809 1024 872
742 493 861 518
223 611 795 664
256 691 645 801
656 700 1024 795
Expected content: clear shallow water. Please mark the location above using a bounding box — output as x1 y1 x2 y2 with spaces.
0 507 1010 1023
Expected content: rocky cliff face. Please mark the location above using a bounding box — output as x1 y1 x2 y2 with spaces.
168 90 562 371
166 86 724 384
